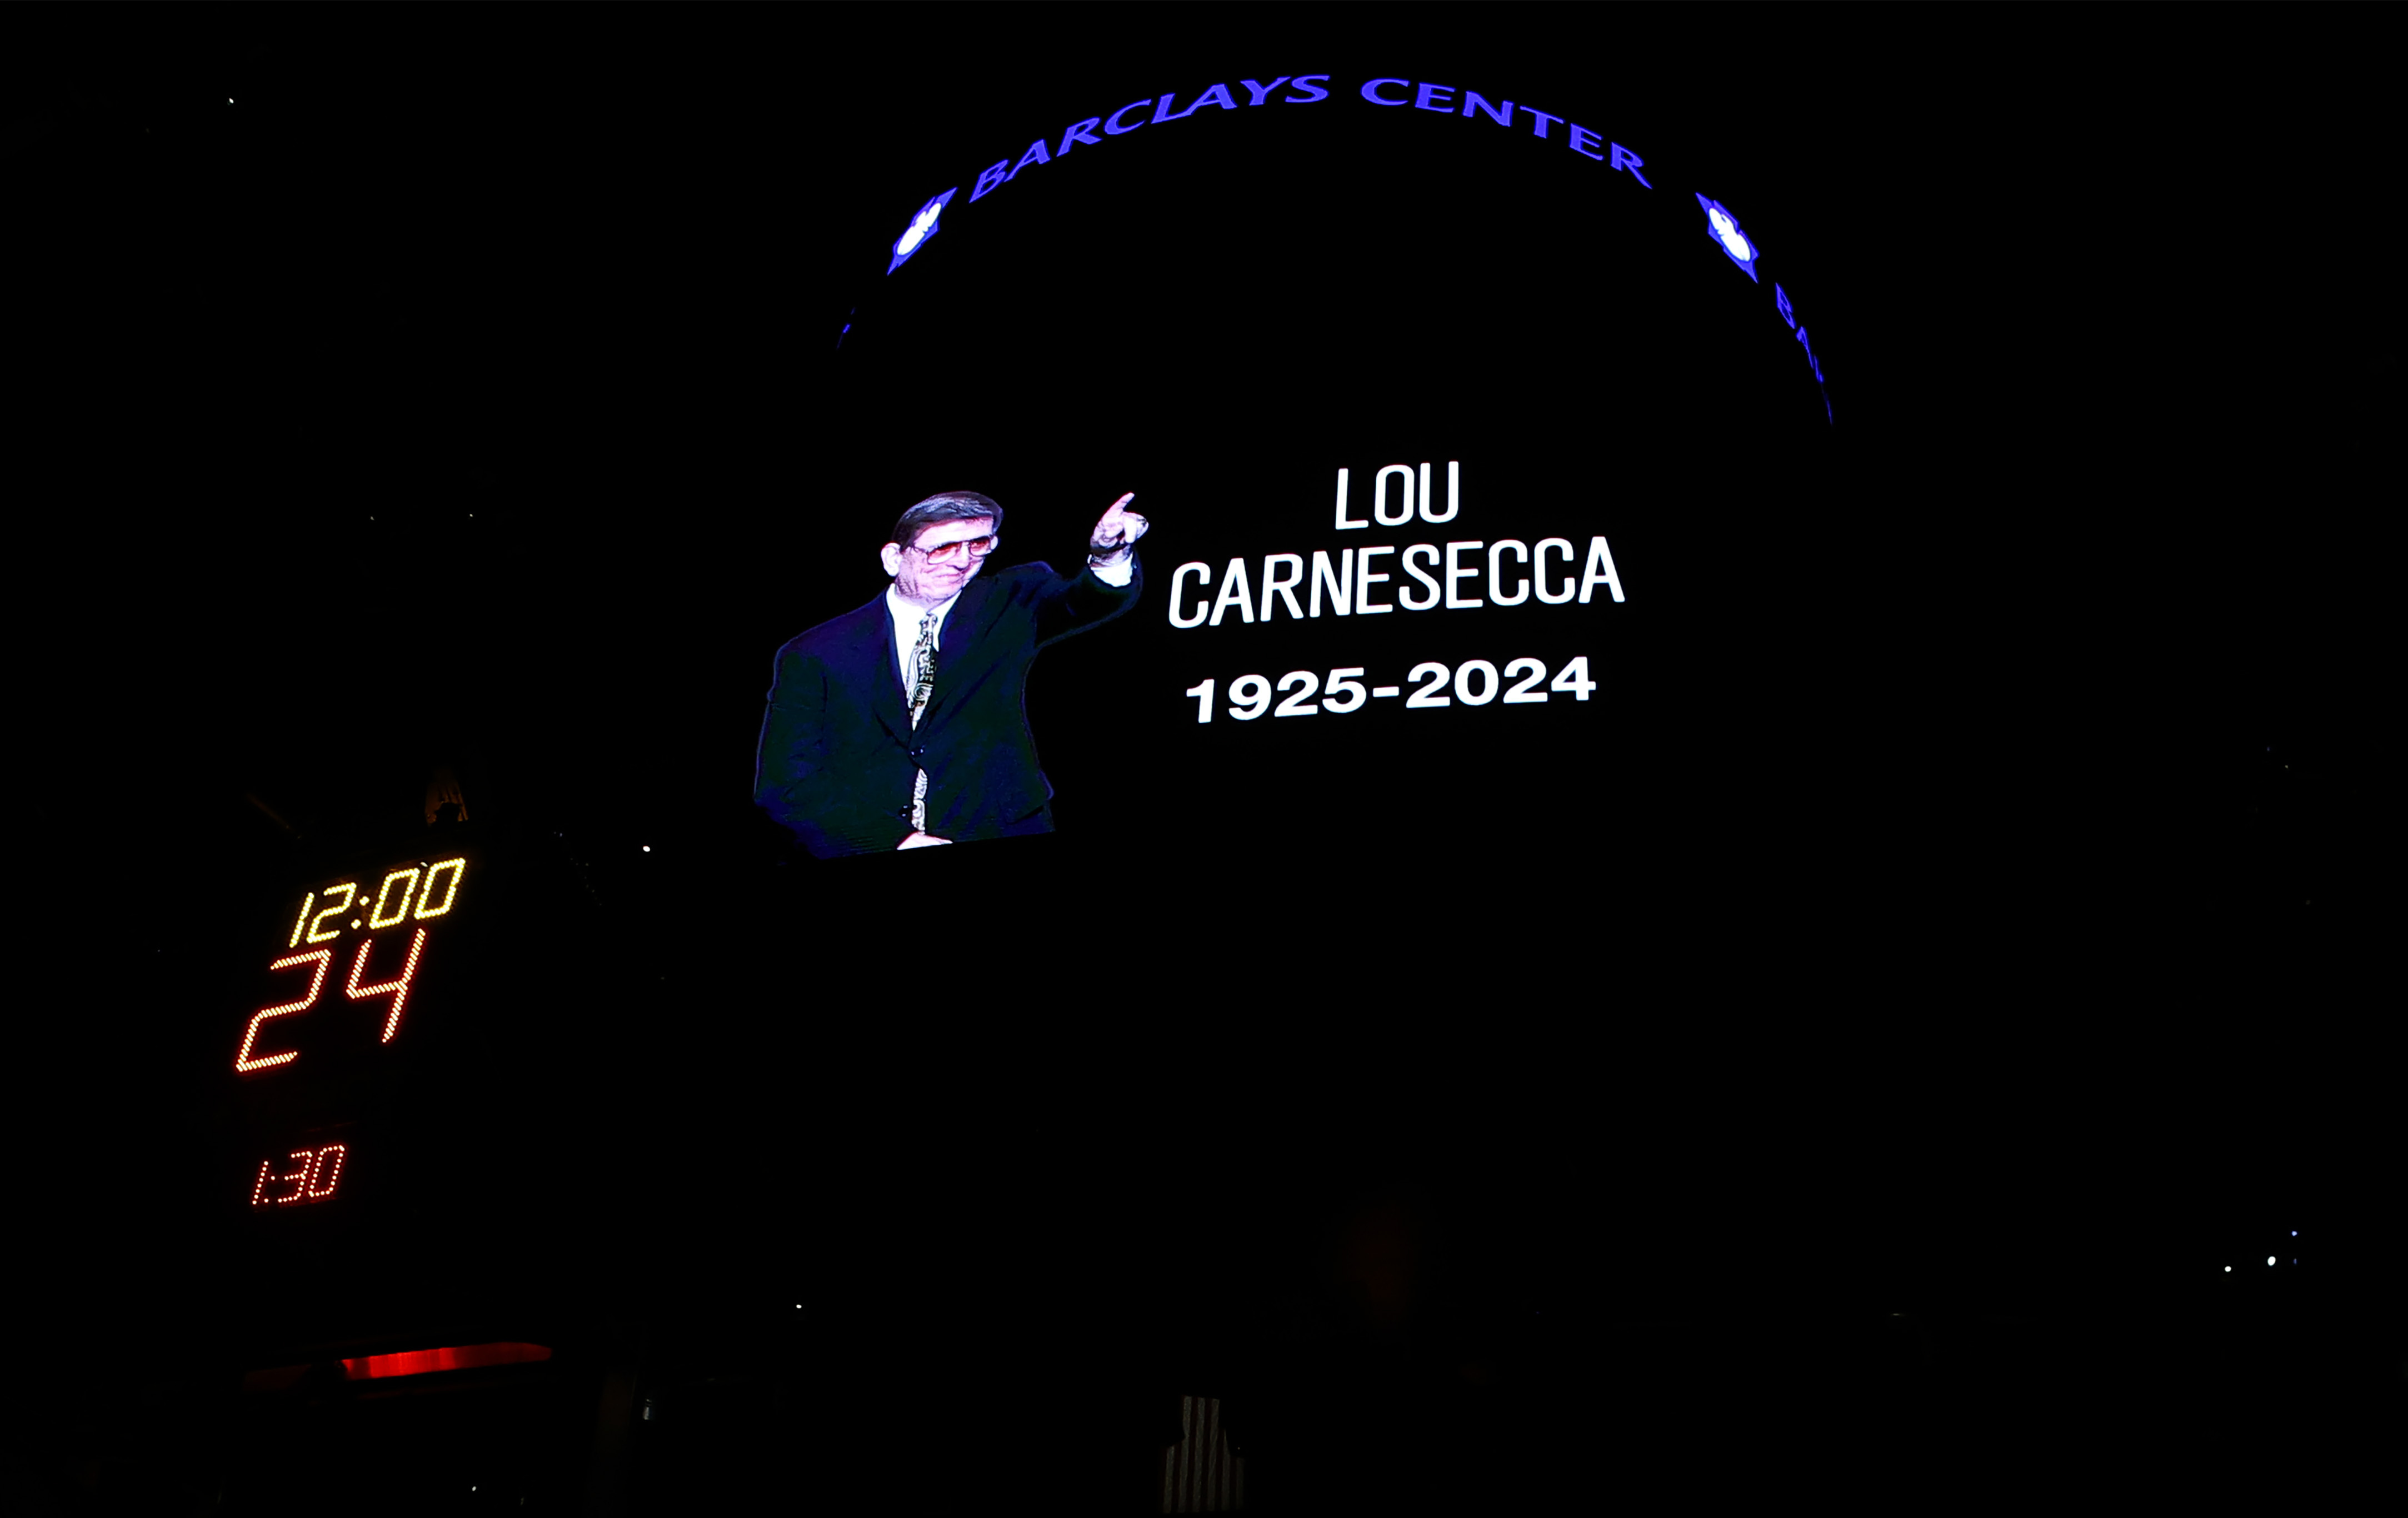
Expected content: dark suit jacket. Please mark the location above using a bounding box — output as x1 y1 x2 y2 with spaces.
754 558 1144 857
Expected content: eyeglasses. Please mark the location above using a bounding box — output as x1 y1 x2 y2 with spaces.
906 534 998 565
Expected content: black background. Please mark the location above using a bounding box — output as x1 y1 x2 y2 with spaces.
12 7 2395 1512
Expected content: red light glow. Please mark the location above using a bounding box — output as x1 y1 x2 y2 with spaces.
236 950 332 1073
250 1154 296 1207
345 927 426 1043
250 1144 346 1207
305 1143 346 1198
341 1342 552 1380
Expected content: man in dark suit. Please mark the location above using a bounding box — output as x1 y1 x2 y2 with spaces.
754 489 1148 857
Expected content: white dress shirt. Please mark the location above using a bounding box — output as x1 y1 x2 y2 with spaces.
886 584 960 690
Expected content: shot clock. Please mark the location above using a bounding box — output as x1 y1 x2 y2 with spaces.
226 849 482 1216
235 856 468 1075
205 814 637 1362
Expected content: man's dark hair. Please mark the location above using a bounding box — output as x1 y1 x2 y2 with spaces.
889 491 1003 550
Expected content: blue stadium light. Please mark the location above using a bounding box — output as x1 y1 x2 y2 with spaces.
1693 193 1761 283
887 188 959 275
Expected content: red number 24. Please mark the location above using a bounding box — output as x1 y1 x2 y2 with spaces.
233 929 427 1074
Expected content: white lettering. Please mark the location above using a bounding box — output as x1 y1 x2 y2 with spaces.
1533 538 1576 604
1487 540 1529 605
1168 563 1212 628
1398 544 1441 610
1356 545 1396 615
1421 460 1460 523
1578 536 1626 604
1333 467 1367 530
1309 550 1352 618
1445 541 1484 609
1261 553 1305 621
1209 558 1256 625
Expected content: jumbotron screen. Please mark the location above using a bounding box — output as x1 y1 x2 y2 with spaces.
755 67 1835 886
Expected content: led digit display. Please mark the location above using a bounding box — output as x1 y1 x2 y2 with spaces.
366 868 421 929
305 884 354 945
248 1143 347 1207
413 856 465 919
242 861 467 1073
233 853 471 1221
304 1143 347 1199
343 927 426 1044
234 950 332 1074
235 856 467 1076
249 1150 307 1207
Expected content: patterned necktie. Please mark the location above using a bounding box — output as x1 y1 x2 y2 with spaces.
907 609 937 831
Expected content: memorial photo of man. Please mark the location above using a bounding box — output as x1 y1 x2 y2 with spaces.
754 489 1149 856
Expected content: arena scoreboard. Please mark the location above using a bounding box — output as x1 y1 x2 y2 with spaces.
227 849 474 1210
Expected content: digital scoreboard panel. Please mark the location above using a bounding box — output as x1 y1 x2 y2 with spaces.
227 851 473 1213
199 817 629 1304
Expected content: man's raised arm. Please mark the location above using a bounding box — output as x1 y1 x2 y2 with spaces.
1036 493 1150 645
